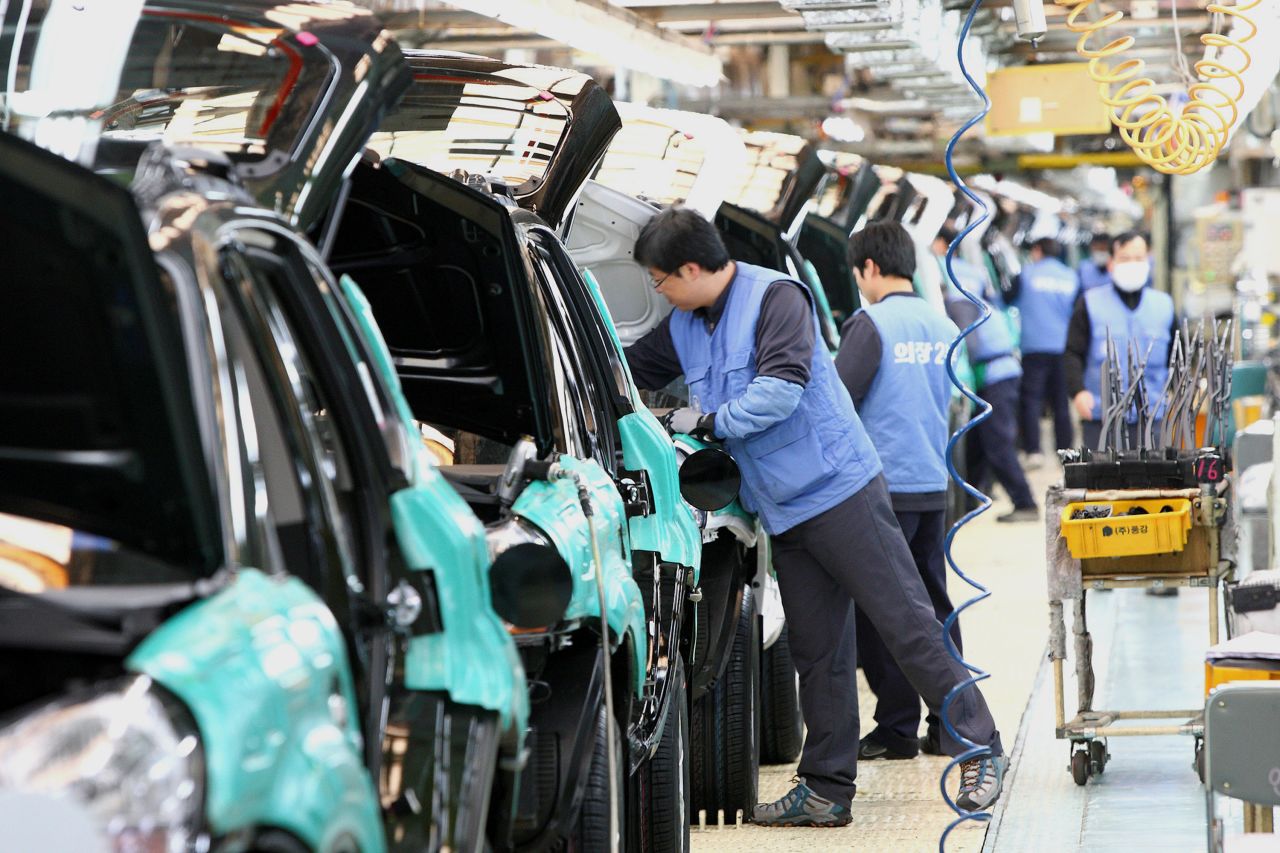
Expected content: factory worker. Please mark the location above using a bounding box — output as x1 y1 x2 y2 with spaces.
834 221 966 765
1012 237 1079 465
624 207 1007 826
1078 232 1113 292
1065 231 1176 452
933 230 1039 523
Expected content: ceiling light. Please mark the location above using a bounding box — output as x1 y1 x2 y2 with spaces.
440 0 722 88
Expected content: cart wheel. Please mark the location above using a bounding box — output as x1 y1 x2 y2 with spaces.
1089 740 1108 775
1194 738 1205 783
1071 749 1090 786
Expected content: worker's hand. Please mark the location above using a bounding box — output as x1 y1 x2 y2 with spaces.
661 406 711 437
1073 390 1095 420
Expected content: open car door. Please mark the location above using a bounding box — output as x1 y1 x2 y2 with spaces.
0 130 219 573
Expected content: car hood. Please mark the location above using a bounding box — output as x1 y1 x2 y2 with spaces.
366 50 621 229
1 0 409 231
724 130 825 233
0 130 219 571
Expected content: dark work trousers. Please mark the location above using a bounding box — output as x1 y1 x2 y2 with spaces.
771 474 1004 808
856 507 962 755
967 378 1037 510
1081 420 1155 453
1020 353 1073 453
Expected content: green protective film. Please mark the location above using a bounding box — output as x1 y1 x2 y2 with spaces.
129 570 386 852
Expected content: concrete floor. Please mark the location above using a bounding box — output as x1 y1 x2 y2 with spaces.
692 462 1061 852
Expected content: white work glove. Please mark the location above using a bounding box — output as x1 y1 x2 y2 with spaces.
661 407 714 438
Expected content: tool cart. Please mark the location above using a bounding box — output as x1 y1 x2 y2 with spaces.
1045 322 1236 785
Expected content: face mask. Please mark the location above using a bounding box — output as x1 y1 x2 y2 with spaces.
1111 261 1149 292
1090 251 1110 268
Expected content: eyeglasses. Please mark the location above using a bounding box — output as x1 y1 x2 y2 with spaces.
652 271 673 290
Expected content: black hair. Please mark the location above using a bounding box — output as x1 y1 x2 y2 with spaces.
1112 231 1148 253
1033 237 1063 259
1089 232 1111 248
848 220 916 281
633 207 731 273
936 225 959 246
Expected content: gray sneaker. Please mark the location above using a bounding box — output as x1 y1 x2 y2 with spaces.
752 777 852 827
997 507 1039 524
956 755 1008 811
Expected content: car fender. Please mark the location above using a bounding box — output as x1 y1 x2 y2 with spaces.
126 570 384 853
512 456 648 695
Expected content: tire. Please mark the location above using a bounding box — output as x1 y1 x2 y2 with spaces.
572 706 624 852
760 626 803 765
1071 748 1089 786
690 586 761 821
641 656 690 852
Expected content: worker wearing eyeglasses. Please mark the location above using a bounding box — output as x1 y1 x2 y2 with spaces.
622 207 1007 826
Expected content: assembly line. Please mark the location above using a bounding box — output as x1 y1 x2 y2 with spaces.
0 1 1278 851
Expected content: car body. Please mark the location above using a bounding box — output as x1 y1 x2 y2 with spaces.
326 50 704 851
0 5 540 851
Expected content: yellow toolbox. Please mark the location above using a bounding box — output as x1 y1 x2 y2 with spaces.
1060 498 1193 559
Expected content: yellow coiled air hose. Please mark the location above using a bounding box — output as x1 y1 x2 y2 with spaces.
1057 0 1259 174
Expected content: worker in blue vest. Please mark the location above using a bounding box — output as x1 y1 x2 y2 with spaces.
932 230 1039 523
623 207 1007 826
1078 232 1113 292
1012 237 1079 466
1065 231 1176 451
834 222 965 764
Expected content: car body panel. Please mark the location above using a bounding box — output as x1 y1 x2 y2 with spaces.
337 157 556 454
340 275 529 733
0 126 220 572
593 103 745 220
368 50 620 229
509 455 647 692
725 130 824 234
128 569 384 853
1 0 410 231
578 268 702 574
797 213 862 329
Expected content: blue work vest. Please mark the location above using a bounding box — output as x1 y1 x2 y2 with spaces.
857 295 959 495
1078 262 1111 292
1018 257 1078 354
669 262 882 534
943 259 1021 388
1082 285 1174 420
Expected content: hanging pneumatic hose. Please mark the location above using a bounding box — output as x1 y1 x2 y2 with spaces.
939 0 998 846
1057 0 1260 174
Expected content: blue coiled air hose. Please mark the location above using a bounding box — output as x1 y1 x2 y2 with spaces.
939 0 996 847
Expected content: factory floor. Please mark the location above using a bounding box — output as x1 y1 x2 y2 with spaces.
692 461 1223 852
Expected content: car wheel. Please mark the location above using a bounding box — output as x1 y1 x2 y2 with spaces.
642 655 690 852
760 626 803 764
572 705 623 851
690 585 760 822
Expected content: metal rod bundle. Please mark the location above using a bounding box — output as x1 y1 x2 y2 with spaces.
1094 319 1234 453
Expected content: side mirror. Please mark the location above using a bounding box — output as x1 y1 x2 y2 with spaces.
679 447 741 512
489 543 573 629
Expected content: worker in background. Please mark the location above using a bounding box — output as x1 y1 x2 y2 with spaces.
624 207 1007 826
834 222 964 763
1012 237 1078 466
1064 231 1176 451
932 229 1039 523
1078 232 1113 292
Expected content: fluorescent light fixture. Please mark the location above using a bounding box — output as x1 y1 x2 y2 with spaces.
441 0 722 87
